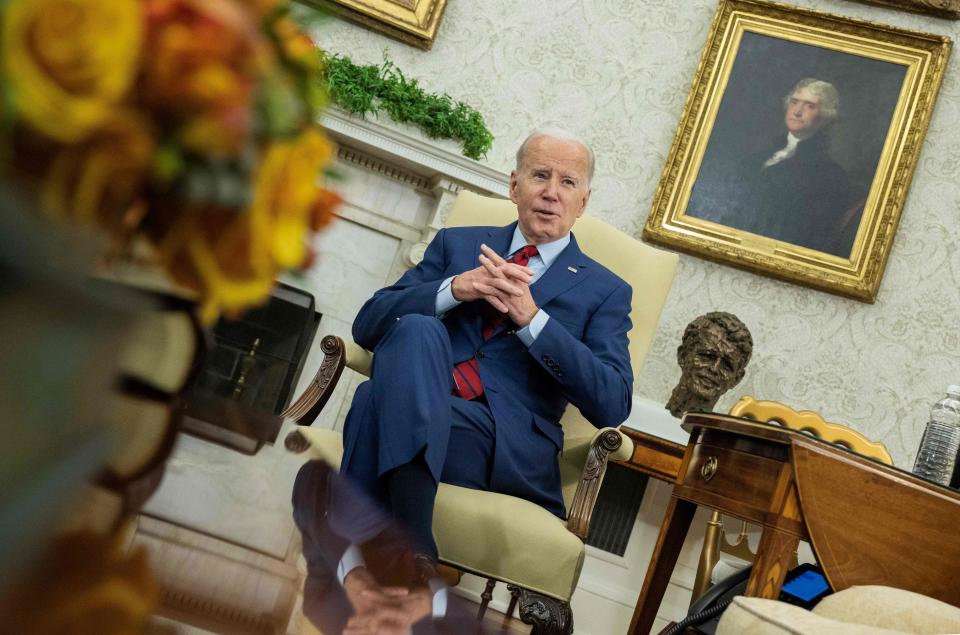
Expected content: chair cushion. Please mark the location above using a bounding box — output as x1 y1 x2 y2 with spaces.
296 427 584 601
716 596 912 635
434 484 584 601
813 586 960 634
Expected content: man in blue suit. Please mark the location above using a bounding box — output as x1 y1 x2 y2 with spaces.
333 127 633 596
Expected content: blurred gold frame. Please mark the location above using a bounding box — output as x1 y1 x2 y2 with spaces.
301 0 448 49
642 0 951 302
848 0 960 20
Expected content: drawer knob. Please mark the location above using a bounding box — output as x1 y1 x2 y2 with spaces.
700 456 718 482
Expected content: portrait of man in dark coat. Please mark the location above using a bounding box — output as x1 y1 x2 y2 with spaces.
680 29 910 264
689 77 860 257
727 78 856 255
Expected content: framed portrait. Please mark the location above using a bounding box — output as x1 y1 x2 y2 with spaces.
298 0 448 50
643 0 951 302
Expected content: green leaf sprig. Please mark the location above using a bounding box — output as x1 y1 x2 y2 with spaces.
322 53 493 160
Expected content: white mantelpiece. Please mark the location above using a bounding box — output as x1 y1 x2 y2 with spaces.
321 107 510 198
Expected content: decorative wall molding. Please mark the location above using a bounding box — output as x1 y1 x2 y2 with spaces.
322 107 509 197
336 145 432 191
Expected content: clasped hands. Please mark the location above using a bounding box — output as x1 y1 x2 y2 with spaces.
343 567 432 635
451 244 538 327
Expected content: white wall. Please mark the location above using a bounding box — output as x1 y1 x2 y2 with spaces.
308 0 960 468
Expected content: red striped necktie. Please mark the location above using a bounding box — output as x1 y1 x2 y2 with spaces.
452 245 539 400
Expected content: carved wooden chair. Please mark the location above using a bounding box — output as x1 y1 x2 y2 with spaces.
284 190 679 634
690 395 894 602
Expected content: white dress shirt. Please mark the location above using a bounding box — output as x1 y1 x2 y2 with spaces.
435 227 570 346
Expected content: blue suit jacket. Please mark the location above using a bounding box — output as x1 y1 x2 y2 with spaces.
351 222 633 516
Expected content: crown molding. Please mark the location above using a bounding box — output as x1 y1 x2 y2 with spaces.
320 107 509 197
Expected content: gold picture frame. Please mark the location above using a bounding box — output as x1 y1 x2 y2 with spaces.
300 0 448 50
847 0 960 20
643 0 951 302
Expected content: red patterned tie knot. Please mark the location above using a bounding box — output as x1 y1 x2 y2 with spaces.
511 245 539 267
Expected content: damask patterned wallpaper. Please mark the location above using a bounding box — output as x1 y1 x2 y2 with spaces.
309 0 960 467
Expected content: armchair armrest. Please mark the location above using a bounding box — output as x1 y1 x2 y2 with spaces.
282 335 372 426
565 428 634 540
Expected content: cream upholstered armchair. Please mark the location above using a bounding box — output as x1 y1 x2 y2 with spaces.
284 191 678 634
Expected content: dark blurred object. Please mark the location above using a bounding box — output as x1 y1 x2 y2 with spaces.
293 459 485 635
0 188 203 632
180 282 320 453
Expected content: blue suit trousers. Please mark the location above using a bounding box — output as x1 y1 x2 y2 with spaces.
339 315 496 505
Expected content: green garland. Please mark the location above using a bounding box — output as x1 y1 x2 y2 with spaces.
321 54 494 160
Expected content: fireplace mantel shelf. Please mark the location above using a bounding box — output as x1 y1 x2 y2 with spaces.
321 107 509 197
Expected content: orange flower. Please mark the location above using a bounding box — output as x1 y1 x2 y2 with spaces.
309 188 342 232
142 0 266 153
0 531 159 635
42 111 155 234
273 15 322 73
1 0 143 143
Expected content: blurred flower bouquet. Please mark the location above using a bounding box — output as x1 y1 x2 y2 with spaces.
0 0 341 322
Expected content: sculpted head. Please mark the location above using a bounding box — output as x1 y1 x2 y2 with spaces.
667 312 753 418
783 78 839 140
510 127 593 245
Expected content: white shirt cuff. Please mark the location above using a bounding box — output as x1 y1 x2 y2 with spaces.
429 579 448 618
516 309 549 347
336 543 366 586
435 276 460 316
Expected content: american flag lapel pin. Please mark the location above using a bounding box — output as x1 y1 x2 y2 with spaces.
568 266 578 273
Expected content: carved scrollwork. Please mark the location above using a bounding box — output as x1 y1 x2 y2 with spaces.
281 335 346 426
507 585 573 635
284 430 311 454
566 429 623 540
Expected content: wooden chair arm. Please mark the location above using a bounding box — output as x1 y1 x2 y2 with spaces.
565 428 633 541
281 335 348 426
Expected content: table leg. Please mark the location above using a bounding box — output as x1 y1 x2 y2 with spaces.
627 496 697 635
744 528 799 598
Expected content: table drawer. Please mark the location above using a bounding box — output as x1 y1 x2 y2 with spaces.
679 442 785 515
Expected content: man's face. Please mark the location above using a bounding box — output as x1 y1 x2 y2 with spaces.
509 136 591 245
680 324 745 400
784 87 826 139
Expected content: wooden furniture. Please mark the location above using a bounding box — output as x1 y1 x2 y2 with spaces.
628 411 960 635
729 396 892 462
689 397 894 601
285 190 679 634
618 427 686 485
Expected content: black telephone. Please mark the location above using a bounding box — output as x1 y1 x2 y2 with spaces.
664 563 832 635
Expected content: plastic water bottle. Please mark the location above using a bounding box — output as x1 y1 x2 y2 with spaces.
912 386 960 486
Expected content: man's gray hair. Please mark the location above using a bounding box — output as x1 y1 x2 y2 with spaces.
784 78 840 122
515 127 595 184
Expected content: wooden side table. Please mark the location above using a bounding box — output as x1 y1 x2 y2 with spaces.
627 411 960 635
627 414 808 635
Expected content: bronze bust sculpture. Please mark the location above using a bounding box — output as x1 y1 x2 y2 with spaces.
666 312 753 418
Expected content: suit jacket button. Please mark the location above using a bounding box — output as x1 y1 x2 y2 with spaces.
477 351 485 359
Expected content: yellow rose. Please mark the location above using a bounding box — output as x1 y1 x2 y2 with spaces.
2 0 143 143
250 127 334 269
41 111 154 234
157 208 277 324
